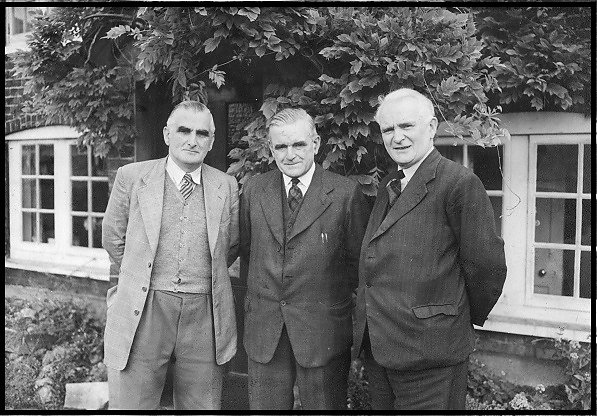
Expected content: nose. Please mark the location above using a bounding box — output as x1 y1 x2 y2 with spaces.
285 146 296 160
187 132 199 147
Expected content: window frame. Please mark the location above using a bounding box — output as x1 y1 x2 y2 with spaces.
7 127 109 279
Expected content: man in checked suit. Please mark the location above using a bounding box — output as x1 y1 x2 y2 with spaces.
354 88 507 410
240 108 370 409
102 101 239 409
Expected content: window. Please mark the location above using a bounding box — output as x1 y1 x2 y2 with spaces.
436 112 591 342
70 145 109 248
436 139 504 235
528 140 592 309
7 127 110 279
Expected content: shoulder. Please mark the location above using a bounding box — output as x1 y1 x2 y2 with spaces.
244 169 278 189
321 168 359 192
203 164 238 186
436 153 478 184
118 158 162 179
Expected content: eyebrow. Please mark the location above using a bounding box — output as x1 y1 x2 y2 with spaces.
177 126 210 136
273 141 308 149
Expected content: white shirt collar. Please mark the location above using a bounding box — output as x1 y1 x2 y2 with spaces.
166 157 202 190
397 146 434 188
282 162 316 196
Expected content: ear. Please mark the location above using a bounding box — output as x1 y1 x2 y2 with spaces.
163 126 170 146
313 135 321 154
428 117 438 138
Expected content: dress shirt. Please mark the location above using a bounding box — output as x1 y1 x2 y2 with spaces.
282 162 316 197
166 157 202 190
397 146 435 190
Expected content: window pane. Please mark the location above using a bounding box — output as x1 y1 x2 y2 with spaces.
581 199 591 246
22 145 35 175
22 179 37 208
579 251 592 299
71 145 88 176
436 145 464 165
583 144 591 194
534 248 575 296
72 181 88 212
489 196 502 236
535 198 576 244
72 216 89 247
92 155 107 177
40 179 54 209
91 217 103 248
92 181 109 212
39 145 54 175
469 145 503 190
40 213 55 244
536 145 577 193
22 212 37 242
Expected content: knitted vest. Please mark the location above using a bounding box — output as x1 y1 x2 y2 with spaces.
150 174 212 293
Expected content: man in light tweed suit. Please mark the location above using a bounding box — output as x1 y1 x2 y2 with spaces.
102 101 239 409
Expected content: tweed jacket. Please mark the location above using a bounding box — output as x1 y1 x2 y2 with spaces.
102 157 239 370
240 164 370 368
354 148 507 371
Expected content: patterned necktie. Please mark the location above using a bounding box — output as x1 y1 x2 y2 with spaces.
288 178 303 212
180 173 196 200
386 170 405 206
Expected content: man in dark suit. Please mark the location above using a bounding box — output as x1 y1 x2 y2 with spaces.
240 108 370 409
354 88 507 410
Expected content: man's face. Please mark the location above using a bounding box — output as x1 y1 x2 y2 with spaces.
163 108 214 172
269 119 320 178
377 97 438 168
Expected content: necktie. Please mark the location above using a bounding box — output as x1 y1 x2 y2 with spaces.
180 173 196 200
386 170 405 206
288 178 303 211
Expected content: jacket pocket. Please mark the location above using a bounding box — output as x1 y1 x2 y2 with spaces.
412 304 457 319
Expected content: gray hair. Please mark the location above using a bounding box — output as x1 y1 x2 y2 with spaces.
267 108 318 140
375 88 435 123
167 100 215 134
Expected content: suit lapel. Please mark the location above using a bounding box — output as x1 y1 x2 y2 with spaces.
202 164 225 257
288 165 332 242
137 158 167 257
370 149 441 242
259 170 285 247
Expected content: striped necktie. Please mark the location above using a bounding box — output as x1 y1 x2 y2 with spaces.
180 173 196 200
386 170 405 206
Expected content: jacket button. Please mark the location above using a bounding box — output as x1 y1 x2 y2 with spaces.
147 262 152 268
366 283 372 288
142 287 147 292
280 300 286 306
134 310 140 316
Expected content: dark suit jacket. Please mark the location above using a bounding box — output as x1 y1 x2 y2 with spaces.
354 148 507 371
240 164 370 368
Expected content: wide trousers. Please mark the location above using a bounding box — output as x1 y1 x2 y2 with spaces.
107 289 223 410
360 329 468 410
248 325 351 410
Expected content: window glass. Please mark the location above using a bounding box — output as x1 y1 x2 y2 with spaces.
72 216 89 247
22 212 37 242
92 155 107 177
534 248 575 296
537 145 577 193
22 145 35 175
72 181 88 212
92 182 109 212
489 196 502 236
71 145 88 176
581 199 591 246
40 179 54 209
39 145 54 175
582 145 591 194
469 146 503 191
40 213 55 244
22 179 36 208
91 218 103 248
535 198 576 244
579 251 591 299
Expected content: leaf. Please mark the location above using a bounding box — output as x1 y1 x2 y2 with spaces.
351 60 363 75
204 37 221 53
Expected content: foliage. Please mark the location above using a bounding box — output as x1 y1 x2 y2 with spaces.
11 7 136 158
552 337 592 410
474 6 592 114
347 358 371 410
5 297 106 410
103 6 508 192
